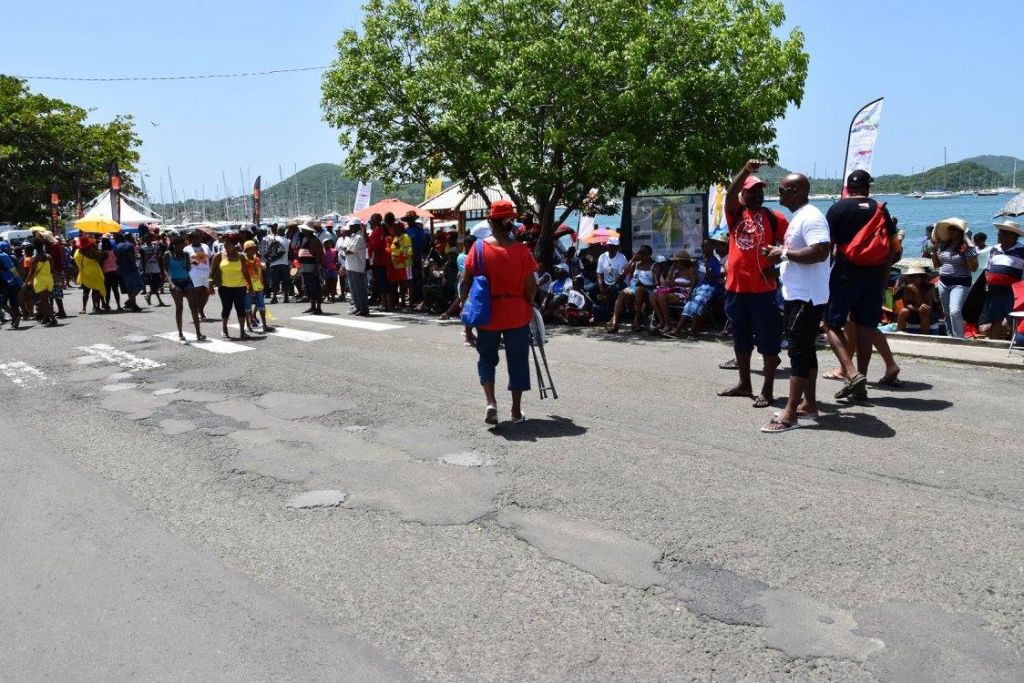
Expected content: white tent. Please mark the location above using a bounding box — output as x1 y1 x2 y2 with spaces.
79 189 163 226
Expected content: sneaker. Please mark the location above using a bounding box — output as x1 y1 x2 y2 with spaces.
485 405 498 425
509 412 527 424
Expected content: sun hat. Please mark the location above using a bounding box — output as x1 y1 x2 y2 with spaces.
286 219 300 228
487 199 517 221
299 224 316 233
904 264 930 276
243 240 257 250
993 220 1024 239
742 176 766 191
673 249 693 262
347 217 362 227
933 217 968 243
606 237 620 246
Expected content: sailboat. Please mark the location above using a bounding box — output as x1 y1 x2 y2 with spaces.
921 148 956 199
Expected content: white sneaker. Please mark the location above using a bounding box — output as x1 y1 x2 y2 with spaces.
484 405 498 425
509 412 526 424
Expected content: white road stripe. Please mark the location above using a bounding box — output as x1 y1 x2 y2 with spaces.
292 315 404 332
0 361 49 388
76 344 165 371
155 332 254 354
229 324 332 342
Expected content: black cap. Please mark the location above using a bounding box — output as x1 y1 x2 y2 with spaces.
847 169 873 186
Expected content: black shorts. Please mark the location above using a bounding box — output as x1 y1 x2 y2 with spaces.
171 278 193 292
146 273 163 290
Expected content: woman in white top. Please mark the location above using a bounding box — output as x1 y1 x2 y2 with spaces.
183 230 213 320
606 244 655 332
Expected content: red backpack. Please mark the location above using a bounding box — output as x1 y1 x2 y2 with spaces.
840 201 890 267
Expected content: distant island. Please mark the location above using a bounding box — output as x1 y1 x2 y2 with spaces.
149 155 1023 223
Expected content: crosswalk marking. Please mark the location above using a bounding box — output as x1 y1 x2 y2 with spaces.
155 332 254 354
76 343 165 371
292 315 404 332
0 361 49 388
229 324 332 342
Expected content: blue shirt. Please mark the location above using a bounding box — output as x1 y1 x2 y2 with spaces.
406 224 427 258
0 252 18 285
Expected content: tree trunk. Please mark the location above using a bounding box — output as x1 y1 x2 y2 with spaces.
618 182 638 257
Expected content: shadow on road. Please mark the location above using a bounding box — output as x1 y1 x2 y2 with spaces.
490 415 588 441
870 380 934 393
814 412 897 438
859 396 952 412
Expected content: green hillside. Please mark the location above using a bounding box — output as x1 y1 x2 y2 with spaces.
963 154 1024 177
152 164 434 223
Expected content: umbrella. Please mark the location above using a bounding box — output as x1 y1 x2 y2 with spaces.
75 216 121 234
196 226 218 239
351 198 435 222
994 192 1024 218
581 228 620 245
552 224 575 240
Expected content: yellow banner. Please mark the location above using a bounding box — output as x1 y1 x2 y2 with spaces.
424 176 443 200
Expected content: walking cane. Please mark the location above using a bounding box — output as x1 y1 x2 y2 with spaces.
529 307 558 400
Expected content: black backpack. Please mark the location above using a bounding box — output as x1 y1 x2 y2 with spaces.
266 238 284 263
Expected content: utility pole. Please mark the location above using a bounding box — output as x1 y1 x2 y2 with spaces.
293 163 299 216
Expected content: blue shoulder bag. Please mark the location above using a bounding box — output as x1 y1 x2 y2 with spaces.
461 240 491 327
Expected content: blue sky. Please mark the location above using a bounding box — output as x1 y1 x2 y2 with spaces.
2 0 1021 199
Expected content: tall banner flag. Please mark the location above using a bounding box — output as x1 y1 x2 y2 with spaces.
842 97 884 197
353 180 371 212
75 175 84 218
424 176 443 201
108 160 122 224
708 184 729 237
49 182 60 231
252 176 262 225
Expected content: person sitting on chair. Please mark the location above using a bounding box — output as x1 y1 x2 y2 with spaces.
895 264 935 333
606 244 654 332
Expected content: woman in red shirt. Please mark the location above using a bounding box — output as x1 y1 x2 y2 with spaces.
461 200 539 425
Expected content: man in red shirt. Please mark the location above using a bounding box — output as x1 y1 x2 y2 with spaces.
718 160 788 408
365 213 390 308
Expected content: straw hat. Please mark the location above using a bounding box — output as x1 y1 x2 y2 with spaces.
932 217 968 243
993 220 1024 239
672 249 693 262
904 264 930 277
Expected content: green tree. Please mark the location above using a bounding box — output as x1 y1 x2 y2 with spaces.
0 75 141 224
322 0 807 261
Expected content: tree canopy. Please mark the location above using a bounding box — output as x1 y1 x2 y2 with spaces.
322 0 807 255
0 75 141 224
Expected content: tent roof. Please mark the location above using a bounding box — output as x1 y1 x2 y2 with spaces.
419 181 515 213
80 189 162 225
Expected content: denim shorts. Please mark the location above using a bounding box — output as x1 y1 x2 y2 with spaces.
725 290 782 355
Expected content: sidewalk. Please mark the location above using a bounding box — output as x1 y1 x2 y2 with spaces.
882 331 1024 370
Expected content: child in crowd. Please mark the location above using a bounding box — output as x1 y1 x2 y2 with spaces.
243 241 270 332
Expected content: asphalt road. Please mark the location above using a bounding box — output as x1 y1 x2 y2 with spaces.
0 297 1021 681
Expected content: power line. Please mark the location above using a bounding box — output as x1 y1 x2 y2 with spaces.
13 65 329 82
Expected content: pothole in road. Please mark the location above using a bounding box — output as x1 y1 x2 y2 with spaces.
140 400 247 436
255 392 355 420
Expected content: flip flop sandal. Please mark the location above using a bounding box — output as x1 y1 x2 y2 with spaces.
718 358 738 369
835 373 867 399
761 418 800 433
821 371 846 381
717 388 754 398
877 375 904 387
774 410 820 421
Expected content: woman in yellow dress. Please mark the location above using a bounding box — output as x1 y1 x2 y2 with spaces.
73 235 106 313
28 240 57 326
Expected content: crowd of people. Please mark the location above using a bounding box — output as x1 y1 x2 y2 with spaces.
2 169 1022 432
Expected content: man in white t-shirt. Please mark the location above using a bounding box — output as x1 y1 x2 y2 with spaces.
595 238 628 303
762 173 832 433
340 218 369 315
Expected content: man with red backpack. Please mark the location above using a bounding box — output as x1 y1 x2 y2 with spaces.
824 170 898 400
718 159 789 409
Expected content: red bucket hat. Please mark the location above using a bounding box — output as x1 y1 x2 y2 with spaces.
487 199 517 221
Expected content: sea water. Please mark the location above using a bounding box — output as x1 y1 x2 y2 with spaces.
583 192 1018 253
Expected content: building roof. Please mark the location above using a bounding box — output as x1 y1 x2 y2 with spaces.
418 181 514 213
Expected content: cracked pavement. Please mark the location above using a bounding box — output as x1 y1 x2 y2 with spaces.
1 301 1022 681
